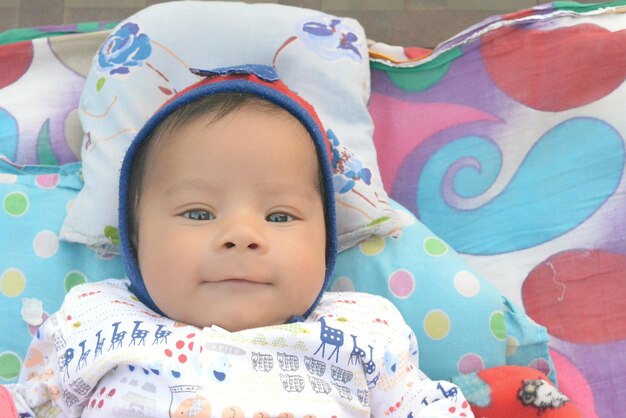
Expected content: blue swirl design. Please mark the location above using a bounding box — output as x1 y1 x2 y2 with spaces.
417 117 625 255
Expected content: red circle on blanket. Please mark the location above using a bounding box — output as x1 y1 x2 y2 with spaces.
481 25 626 111
522 249 626 344
0 41 34 89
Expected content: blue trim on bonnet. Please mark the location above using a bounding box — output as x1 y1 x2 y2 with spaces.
118 76 337 323
190 65 280 82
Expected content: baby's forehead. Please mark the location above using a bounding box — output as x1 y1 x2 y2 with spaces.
147 98 318 163
156 94 310 140
157 101 313 149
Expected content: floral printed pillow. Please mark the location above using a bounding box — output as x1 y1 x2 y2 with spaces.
60 1 403 254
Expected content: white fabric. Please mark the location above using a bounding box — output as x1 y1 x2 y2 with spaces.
9 279 473 417
60 1 402 254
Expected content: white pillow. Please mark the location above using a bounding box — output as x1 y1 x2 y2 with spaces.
60 1 402 254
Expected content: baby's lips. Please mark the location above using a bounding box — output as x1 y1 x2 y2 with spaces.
201 275 271 286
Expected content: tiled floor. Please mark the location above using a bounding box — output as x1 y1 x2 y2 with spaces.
0 0 608 47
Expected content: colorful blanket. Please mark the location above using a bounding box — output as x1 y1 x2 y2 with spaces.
369 2 626 417
0 2 625 417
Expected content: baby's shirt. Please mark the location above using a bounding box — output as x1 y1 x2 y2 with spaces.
8 279 473 417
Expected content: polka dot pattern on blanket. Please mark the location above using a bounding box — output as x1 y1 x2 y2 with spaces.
331 200 552 381
0 160 125 383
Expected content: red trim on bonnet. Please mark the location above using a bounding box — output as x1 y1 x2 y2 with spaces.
161 72 333 163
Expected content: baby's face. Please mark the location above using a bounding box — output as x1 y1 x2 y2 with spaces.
136 105 327 331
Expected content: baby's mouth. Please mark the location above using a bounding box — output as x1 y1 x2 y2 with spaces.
207 277 269 286
202 267 271 285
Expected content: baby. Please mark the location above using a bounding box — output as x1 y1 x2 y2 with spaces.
4 65 474 417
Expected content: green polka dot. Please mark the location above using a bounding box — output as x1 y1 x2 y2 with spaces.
1 269 26 297
490 311 506 341
64 271 87 293
0 352 21 381
104 225 119 245
423 310 450 340
424 236 448 256
3 192 29 216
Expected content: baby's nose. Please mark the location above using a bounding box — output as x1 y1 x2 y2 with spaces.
223 241 259 250
217 217 267 252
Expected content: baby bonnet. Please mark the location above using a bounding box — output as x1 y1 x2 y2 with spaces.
117 64 337 322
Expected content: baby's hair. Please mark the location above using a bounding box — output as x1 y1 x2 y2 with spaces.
127 92 326 252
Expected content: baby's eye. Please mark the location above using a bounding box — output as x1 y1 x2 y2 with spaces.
266 212 294 223
182 210 215 221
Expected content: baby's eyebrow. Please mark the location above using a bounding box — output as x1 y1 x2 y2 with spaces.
162 179 218 196
163 179 319 201
253 181 321 200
